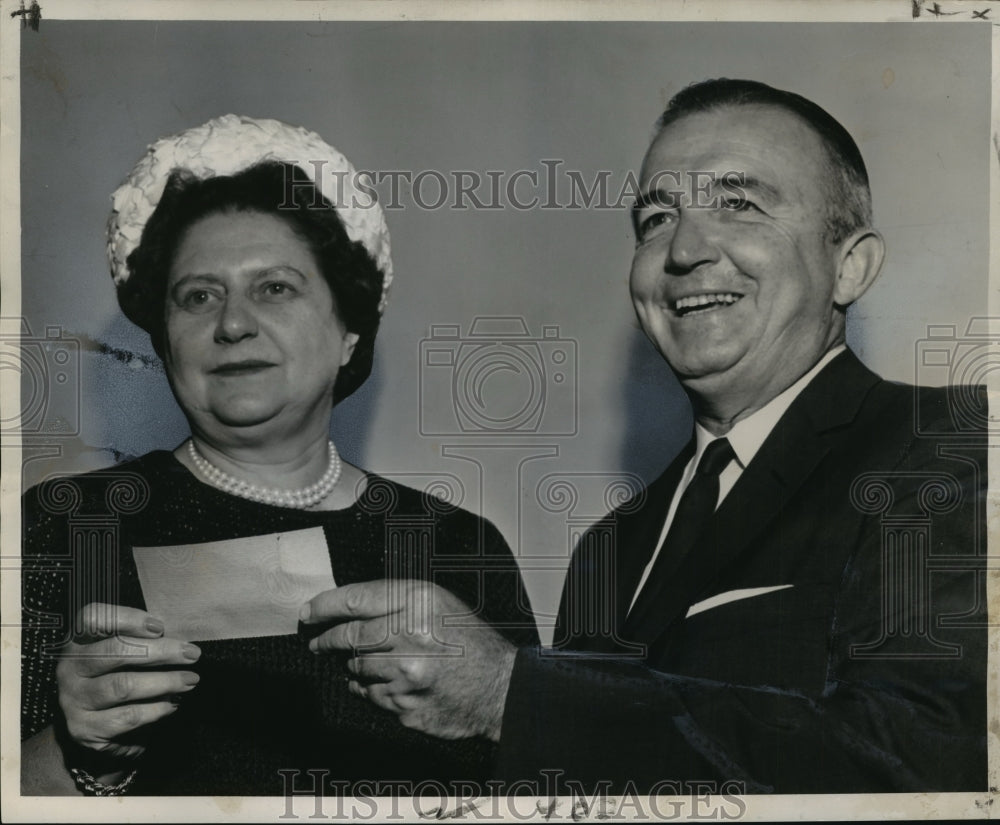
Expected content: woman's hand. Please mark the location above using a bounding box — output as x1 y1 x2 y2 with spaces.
56 602 201 762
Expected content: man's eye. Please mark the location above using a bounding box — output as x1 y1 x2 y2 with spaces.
719 197 755 212
637 211 673 241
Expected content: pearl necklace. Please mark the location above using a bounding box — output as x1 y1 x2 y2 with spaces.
187 439 341 510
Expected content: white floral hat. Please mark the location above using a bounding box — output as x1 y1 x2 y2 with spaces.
107 114 393 312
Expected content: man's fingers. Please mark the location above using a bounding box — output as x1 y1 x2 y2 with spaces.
363 682 398 713
75 603 166 643
81 669 201 711
309 616 391 654
347 656 434 694
302 580 409 625
70 636 201 677
346 655 395 683
359 681 421 714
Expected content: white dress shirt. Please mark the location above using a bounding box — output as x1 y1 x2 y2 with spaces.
628 345 846 612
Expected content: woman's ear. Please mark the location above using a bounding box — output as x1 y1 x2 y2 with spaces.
340 332 360 367
833 229 885 308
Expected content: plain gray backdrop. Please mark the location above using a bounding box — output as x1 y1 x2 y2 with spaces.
17 21 991 639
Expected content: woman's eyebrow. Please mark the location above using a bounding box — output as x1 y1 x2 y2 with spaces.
170 272 223 286
253 265 309 281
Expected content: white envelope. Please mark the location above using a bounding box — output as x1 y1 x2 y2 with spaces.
133 527 336 642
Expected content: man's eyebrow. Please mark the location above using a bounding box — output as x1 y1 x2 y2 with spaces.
730 175 781 203
632 173 686 214
631 174 782 209
632 189 664 214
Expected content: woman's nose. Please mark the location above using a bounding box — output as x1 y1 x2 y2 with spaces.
214 295 258 343
664 209 720 274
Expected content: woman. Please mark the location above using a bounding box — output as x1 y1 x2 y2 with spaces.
20 115 538 795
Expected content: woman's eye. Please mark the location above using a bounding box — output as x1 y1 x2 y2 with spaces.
178 289 219 311
260 282 297 300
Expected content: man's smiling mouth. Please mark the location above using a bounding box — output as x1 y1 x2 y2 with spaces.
671 292 744 316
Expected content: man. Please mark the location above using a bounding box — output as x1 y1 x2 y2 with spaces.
302 79 987 793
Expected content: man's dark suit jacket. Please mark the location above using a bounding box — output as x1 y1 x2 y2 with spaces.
496 350 987 793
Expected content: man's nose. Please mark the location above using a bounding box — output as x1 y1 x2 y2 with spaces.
664 209 720 274
214 294 258 343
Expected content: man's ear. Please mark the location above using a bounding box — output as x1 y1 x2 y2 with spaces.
340 332 360 367
833 229 885 308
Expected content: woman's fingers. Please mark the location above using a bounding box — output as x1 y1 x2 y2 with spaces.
77 669 201 711
74 700 183 745
55 604 203 757
75 602 166 643
67 636 201 678
57 637 202 754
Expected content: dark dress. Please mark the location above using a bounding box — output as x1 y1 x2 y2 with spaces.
21 451 539 795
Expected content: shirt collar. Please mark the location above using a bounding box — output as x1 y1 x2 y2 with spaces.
693 345 847 470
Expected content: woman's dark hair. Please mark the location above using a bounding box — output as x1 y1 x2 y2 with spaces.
120 161 384 404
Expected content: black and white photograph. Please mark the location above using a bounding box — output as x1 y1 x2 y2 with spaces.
2 1 996 820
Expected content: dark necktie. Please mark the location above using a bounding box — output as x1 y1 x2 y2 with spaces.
625 437 735 631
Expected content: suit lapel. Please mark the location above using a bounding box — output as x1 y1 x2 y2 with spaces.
614 442 694 628
557 442 693 654
624 351 882 651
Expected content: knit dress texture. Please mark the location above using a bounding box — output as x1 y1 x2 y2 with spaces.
21 451 539 795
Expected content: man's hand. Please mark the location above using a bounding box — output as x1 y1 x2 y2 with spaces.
56 602 201 762
301 580 516 741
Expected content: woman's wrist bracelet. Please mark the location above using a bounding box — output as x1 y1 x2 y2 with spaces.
69 766 137 796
